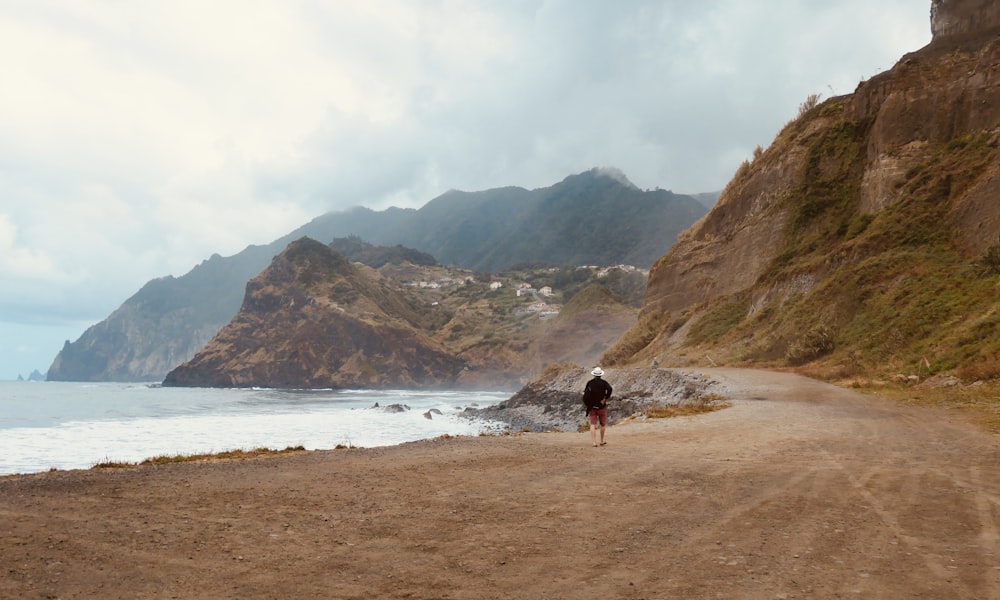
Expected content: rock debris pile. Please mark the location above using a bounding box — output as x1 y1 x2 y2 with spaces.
465 367 720 432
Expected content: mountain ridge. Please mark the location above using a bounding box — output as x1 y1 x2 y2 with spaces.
48 168 703 382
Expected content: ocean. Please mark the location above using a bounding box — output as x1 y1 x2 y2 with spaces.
0 381 511 476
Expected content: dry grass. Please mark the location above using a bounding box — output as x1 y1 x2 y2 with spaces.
92 445 308 469
644 393 732 419
856 381 1000 434
572 394 732 432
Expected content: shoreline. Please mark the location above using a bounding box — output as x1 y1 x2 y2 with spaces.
3 368 999 598
3 368 713 478
0 385 511 478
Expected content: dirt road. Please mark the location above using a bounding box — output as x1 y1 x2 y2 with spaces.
2 369 999 599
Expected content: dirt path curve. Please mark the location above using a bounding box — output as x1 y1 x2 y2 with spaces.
2 368 1000 599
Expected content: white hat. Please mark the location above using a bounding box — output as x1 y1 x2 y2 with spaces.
591 367 604 377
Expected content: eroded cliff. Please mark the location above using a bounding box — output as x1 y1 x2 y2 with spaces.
616 0 1000 380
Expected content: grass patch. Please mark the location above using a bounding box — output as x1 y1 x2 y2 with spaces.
602 309 671 366
856 382 1000 434
92 445 308 469
685 296 750 347
644 394 732 418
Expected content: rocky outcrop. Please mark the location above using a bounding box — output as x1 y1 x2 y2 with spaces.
931 0 1000 42
850 5 1000 256
465 366 720 432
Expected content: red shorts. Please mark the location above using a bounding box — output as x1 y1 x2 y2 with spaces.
588 407 607 426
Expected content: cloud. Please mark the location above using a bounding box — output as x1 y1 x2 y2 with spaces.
0 0 932 378
0 214 63 278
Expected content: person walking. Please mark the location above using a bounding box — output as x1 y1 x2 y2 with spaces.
583 367 613 447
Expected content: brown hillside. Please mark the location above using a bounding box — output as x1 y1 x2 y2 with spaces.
164 238 466 388
164 240 639 389
612 0 1000 381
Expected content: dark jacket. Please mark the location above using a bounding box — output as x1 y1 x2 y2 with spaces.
583 377 613 410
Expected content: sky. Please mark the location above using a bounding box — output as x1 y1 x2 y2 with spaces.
0 1 932 380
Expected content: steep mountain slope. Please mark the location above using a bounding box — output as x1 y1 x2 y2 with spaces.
372 186 539 269
606 0 1000 382
48 169 704 382
46 245 276 382
301 168 705 271
164 238 465 388
473 169 705 271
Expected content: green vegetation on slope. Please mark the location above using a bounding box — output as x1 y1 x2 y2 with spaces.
666 118 1000 382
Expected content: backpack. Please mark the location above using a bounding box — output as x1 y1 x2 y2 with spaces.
582 379 609 410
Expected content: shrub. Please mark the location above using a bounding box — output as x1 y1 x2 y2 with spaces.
845 213 874 240
685 296 750 346
786 324 836 365
955 357 1000 382
973 240 1000 277
798 93 821 117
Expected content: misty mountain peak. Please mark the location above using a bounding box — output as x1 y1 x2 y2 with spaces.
588 167 639 190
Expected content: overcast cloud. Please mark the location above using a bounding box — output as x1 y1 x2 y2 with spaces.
0 1 931 380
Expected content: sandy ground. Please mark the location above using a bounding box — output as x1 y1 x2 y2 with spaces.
2 368 999 599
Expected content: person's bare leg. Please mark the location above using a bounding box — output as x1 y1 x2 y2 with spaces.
600 424 606 445
590 423 598 446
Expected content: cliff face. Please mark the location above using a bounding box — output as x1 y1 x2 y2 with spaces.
46 249 272 382
931 0 1000 41
623 0 1000 380
45 302 220 383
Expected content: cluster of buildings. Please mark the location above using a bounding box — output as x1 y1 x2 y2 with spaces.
500 282 559 317
578 264 645 277
410 276 474 289
410 264 645 319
